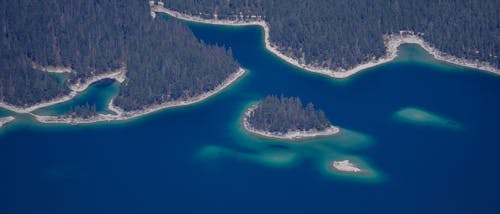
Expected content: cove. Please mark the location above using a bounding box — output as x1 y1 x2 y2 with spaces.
0 16 500 214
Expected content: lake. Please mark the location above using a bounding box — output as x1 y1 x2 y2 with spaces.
1 15 499 214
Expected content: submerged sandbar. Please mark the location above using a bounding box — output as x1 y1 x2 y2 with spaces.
393 107 463 130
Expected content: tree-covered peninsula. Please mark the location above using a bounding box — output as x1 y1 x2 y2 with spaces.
243 95 338 140
0 0 239 110
164 0 499 71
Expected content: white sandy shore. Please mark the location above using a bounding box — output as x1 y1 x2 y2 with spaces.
32 68 246 124
0 66 127 114
153 5 499 78
331 160 362 173
0 116 15 129
242 104 340 140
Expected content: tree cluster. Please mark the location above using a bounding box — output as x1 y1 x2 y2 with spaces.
0 0 239 108
165 0 499 70
247 95 331 133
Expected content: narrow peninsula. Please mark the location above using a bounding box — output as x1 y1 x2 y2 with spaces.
243 95 339 140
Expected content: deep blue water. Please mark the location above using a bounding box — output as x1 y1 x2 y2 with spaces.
1 17 500 214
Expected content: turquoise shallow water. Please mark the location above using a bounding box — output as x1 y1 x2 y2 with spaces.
1 17 500 213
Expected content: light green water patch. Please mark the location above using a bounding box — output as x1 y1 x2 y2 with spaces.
0 108 12 117
394 44 438 64
303 128 375 151
231 102 374 151
393 107 463 130
316 153 384 183
196 145 302 168
33 79 120 116
392 44 489 75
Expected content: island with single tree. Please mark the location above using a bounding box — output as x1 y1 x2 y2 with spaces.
243 95 339 140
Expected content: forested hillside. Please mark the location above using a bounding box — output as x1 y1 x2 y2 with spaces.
0 0 239 108
164 0 499 70
247 95 331 133
114 20 238 111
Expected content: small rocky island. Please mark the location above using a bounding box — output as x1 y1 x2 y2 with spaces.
330 160 362 173
243 95 339 140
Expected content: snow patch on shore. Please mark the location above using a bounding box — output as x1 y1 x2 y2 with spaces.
153 5 499 78
242 104 340 140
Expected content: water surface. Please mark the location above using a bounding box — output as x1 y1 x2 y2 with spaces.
1 17 499 214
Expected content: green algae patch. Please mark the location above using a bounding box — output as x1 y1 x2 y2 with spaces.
393 107 463 130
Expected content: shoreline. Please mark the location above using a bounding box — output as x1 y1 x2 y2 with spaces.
153 5 499 78
242 104 340 140
0 116 15 129
32 68 246 124
0 66 127 114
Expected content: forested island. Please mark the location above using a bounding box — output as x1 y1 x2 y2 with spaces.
243 95 339 140
163 0 499 74
0 0 240 115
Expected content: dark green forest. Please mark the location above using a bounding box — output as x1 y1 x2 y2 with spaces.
247 95 331 133
164 0 499 70
0 0 239 108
